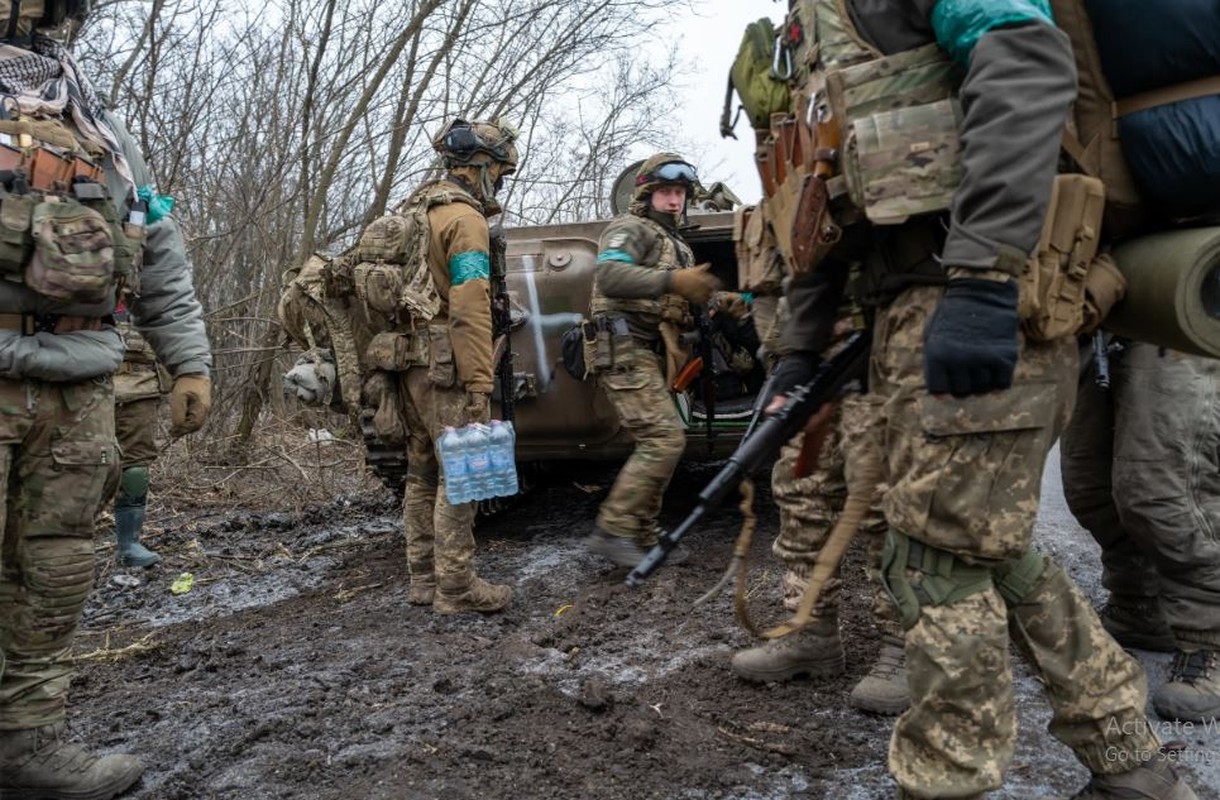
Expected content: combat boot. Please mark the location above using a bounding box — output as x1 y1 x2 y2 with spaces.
730 617 844 682
115 505 160 568
407 575 436 606
0 723 144 800
848 635 910 715
1152 649 1220 723
1100 598 1176 653
585 526 647 568
1070 756 1197 799
433 573 512 615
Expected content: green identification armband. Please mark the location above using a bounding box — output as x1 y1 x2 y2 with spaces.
137 185 176 224
932 0 1053 64
449 250 490 286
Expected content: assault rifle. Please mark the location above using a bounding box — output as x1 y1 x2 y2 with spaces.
489 227 514 423
626 330 870 588
695 303 716 455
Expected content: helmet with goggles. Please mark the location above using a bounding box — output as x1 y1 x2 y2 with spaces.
633 152 698 202
433 117 520 175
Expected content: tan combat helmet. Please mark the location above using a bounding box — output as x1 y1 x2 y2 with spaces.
632 152 698 202
432 118 520 211
0 0 91 38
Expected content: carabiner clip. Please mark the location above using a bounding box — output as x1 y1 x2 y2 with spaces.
771 36 794 81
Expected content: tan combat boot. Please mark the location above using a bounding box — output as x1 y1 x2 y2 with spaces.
848 634 910 715
407 575 437 606
433 573 512 615
1152 649 1220 723
1070 755 1197 799
730 617 844 682
0 723 144 800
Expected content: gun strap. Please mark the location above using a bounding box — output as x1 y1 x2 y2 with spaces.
731 478 764 637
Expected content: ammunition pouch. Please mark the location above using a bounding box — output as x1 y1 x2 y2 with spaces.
425 323 456 388
365 330 428 372
735 204 784 293
659 292 692 327
1018 174 1120 342
827 44 965 226
881 529 994 630
364 371 405 445
583 315 630 375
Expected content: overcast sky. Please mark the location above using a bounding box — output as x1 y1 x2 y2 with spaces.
665 0 785 202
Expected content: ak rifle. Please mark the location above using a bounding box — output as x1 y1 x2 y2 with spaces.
626 330 870 587
489 227 514 423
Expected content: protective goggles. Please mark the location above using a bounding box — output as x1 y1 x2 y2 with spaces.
638 161 698 186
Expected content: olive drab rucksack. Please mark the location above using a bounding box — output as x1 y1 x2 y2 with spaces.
341 185 482 325
719 18 792 139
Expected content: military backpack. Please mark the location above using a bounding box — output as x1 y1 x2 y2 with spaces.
719 18 792 139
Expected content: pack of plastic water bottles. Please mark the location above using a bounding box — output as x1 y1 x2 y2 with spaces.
437 420 519 504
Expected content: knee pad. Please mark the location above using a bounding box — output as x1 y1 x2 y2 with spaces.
406 463 439 487
881 529 994 630
992 549 1051 605
116 465 150 508
17 538 95 649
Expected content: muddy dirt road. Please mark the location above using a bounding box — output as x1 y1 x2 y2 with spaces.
74 457 1220 800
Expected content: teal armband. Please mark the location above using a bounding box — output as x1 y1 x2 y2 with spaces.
136 185 175 224
932 0 1053 64
449 250 490 286
596 249 634 265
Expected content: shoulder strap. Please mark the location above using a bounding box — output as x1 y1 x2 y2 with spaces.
1114 75 1220 118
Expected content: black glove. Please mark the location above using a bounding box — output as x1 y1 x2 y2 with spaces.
765 352 819 407
924 277 1020 397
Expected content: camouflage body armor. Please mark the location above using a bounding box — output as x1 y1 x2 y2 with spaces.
588 214 694 342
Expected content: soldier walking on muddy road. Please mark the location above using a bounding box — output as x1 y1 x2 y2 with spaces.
584 153 721 568
0 3 212 798
1062 338 1220 724
393 118 519 615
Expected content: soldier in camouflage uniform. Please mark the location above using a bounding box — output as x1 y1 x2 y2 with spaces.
1062 339 1220 724
0 4 212 798
584 153 721 567
110 302 172 567
397 119 519 615
730 265 907 715
771 1 1193 797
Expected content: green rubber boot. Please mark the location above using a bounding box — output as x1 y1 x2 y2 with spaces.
115 504 161 568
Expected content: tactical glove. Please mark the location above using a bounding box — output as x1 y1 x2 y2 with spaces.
170 373 212 436
923 277 1020 397
764 352 819 410
669 263 721 304
465 391 491 425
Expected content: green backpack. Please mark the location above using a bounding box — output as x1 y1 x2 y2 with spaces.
719 18 792 139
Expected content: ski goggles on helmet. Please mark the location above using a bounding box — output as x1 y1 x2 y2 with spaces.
638 161 698 186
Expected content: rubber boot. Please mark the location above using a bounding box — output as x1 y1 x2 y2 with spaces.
433 573 512 615
0 723 145 800
115 504 160 568
1100 598 1177 653
1070 755 1197 799
730 617 844 682
1152 649 1220 724
848 635 910 715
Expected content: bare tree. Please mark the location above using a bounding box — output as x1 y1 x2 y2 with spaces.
73 0 689 456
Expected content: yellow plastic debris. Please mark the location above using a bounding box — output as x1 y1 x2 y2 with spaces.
170 572 195 595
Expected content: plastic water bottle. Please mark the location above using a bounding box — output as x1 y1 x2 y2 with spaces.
439 426 470 504
464 423 493 501
488 420 518 497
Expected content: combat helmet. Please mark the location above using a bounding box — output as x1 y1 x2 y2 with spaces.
1 0 91 38
633 153 698 202
433 117 520 209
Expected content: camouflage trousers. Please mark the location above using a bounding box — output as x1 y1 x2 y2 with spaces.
596 341 685 545
116 396 160 468
875 286 1156 797
770 396 898 636
398 368 477 584
0 377 119 729
1062 341 1220 648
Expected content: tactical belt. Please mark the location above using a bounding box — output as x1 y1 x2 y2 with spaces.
0 312 108 335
